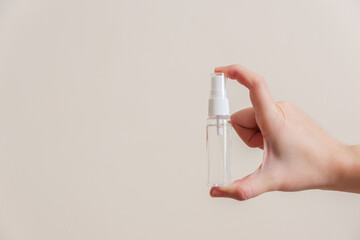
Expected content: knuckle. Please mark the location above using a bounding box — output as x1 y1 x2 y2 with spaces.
235 186 251 201
251 75 265 89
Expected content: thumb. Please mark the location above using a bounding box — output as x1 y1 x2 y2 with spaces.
210 168 272 201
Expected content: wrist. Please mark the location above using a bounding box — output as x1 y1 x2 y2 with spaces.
327 143 360 193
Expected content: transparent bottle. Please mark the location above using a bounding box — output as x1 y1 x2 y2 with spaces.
207 73 232 187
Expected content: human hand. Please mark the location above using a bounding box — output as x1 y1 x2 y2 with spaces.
210 64 360 201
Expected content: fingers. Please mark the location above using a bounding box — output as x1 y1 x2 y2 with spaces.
215 64 278 132
231 108 263 149
210 168 272 201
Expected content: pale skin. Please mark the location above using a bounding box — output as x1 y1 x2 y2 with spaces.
210 64 360 201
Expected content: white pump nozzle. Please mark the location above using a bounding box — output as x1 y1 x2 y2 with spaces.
208 73 230 117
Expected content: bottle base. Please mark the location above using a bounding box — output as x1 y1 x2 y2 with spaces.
207 183 227 187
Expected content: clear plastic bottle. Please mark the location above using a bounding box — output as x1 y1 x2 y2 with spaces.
207 73 232 187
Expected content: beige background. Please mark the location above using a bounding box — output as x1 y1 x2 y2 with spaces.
0 0 360 239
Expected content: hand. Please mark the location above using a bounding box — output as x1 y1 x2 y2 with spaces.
210 64 360 201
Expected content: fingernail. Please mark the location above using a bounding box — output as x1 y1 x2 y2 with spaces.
214 66 224 72
210 189 223 197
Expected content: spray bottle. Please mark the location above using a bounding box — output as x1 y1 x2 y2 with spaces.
206 73 232 187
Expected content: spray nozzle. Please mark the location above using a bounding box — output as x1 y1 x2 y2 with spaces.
208 73 230 117
210 73 228 99
208 73 230 136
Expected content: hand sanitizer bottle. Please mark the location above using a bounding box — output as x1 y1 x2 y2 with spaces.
207 73 232 187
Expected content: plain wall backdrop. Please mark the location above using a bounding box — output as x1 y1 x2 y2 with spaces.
1 0 360 239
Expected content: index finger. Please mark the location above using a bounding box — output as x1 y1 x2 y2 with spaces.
215 64 278 130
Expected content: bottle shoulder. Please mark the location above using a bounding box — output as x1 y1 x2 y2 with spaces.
207 116 232 125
